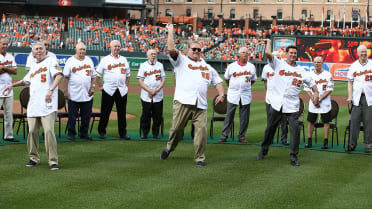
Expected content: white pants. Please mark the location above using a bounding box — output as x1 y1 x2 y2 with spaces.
0 96 14 139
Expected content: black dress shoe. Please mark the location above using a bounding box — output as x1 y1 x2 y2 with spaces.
80 135 92 140
98 134 106 139
281 140 290 146
345 145 355 152
290 160 300 166
120 135 130 140
67 136 75 141
4 138 19 142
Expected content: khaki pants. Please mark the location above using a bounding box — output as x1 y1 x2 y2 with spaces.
0 96 14 139
166 101 207 162
27 112 58 165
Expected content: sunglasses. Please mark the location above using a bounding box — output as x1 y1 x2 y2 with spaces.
191 48 201 52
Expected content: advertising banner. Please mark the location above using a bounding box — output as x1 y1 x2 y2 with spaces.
14 53 99 67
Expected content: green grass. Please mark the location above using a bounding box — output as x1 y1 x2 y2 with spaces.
1 65 368 209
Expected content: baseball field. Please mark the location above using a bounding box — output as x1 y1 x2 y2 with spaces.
1 66 371 209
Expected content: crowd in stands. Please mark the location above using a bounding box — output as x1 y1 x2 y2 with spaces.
2 14 372 61
0 14 63 49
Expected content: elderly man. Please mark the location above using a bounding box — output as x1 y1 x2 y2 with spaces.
261 51 289 145
26 40 57 71
4 42 63 170
160 24 225 167
0 37 18 142
63 42 96 141
304 56 334 149
257 39 319 166
96 40 131 140
219 47 257 143
346 45 372 153
137 49 165 139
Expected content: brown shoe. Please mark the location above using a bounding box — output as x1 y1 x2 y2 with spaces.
239 138 247 143
219 137 227 142
365 148 371 153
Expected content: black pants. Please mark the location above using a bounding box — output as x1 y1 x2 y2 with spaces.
98 89 127 137
261 106 300 161
140 99 163 137
67 99 93 137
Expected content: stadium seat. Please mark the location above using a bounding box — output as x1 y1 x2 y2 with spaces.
314 100 339 147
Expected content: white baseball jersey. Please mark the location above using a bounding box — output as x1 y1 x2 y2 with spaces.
63 56 96 102
224 61 257 105
261 64 275 104
136 61 165 103
170 51 223 110
347 59 372 106
269 57 315 113
96 54 130 96
23 57 62 117
25 51 57 71
304 70 334 113
0 52 16 97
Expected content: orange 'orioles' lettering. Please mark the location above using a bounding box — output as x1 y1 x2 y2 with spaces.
188 64 208 71
108 63 126 70
72 64 91 73
279 70 302 78
30 67 47 79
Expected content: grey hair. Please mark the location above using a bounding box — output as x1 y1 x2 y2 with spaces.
110 40 121 47
239 47 248 53
357 45 367 56
76 42 86 49
147 49 157 56
188 41 201 48
32 42 46 52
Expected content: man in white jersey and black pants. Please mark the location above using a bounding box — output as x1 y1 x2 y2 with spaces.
26 39 57 71
96 40 131 140
345 45 372 153
160 24 225 166
257 39 320 166
261 51 290 146
0 37 18 142
219 47 257 143
137 49 165 139
63 42 96 141
4 42 63 170
304 56 334 149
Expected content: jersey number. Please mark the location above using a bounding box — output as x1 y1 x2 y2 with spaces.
121 68 126 74
86 70 91 76
292 78 302 87
201 72 210 80
365 75 372 81
155 75 161 81
245 76 250 83
323 84 327 91
41 74 46 83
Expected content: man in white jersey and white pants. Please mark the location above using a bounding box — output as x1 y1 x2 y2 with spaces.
96 40 131 140
0 37 18 142
160 24 225 166
137 49 165 139
63 42 96 141
261 51 290 145
257 40 319 166
4 42 63 170
219 47 257 143
346 45 372 153
304 56 334 149
26 39 57 71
